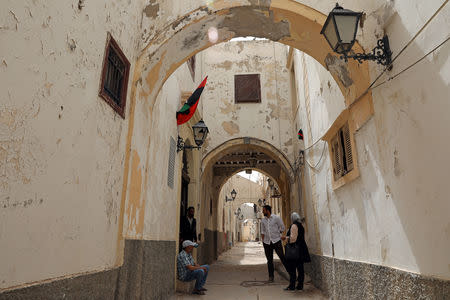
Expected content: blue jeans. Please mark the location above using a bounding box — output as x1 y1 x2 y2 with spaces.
184 265 209 290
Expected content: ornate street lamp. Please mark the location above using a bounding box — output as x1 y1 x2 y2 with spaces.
231 189 237 200
271 187 282 198
177 120 209 152
234 207 241 216
321 3 392 66
192 120 209 146
267 178 274 189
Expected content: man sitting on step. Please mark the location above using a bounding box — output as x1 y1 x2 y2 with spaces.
177 240 210 295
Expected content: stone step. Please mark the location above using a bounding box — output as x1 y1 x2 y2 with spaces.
176 280 195 294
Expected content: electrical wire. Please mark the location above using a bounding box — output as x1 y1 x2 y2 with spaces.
350 0 449 109
305 140 327 170
294 0 448 173
370 36 450 90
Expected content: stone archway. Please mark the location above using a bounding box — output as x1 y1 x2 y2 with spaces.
202 137 295 212
197 137 296 263
119 2 375 231
117 0 375 267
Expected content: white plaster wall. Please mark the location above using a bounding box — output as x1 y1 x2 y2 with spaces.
120 48 205 241
200 40 295 163
217 174 264 231
294 0 450 280
0 0 147 289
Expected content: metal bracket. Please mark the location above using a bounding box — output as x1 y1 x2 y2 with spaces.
177 136 201 152
342 35 393 68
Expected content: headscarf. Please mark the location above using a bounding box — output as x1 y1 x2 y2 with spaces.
291 212 301 223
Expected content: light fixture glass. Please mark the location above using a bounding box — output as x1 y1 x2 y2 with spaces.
192 120 209 147
320 3 361 55
231 189 237 200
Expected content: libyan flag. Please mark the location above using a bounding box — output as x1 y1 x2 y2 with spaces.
176 76 208 126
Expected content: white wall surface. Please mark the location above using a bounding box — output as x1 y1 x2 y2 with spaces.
0 0 148 289
200 40 295 163
294 0 450 280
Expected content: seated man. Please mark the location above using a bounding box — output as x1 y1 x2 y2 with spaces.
177 240 210 295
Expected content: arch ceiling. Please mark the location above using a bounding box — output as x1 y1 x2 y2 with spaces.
119 1 375 229
122 1 374 193
134 0 373 112
202 137 294 196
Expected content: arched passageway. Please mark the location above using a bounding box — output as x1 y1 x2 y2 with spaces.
197 137 296 264
2 0 449 299
119 0 375 251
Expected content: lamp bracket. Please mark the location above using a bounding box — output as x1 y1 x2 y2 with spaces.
177 136 201 152
342 35 392 67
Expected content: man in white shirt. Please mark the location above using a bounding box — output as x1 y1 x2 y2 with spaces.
260 205 287 282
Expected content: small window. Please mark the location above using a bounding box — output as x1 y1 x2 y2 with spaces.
234 74 261 103
99 33 130 118
330 123 354 181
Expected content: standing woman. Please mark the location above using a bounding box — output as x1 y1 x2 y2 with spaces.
283 212 311 290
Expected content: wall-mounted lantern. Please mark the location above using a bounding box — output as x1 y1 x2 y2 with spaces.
271 187 282 199
231 189 237 200
234 207 241 216
321 3 392 66
267 178 274 189
258 199 263 206
177 120 209 152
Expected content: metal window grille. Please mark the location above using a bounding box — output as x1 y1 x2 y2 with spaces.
99 33 130 118
104 48 125 106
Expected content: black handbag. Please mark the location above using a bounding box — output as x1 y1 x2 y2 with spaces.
285 242 300 261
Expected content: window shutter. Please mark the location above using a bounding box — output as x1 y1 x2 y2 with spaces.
235 74 261 103
331 136 342 180
343 124 354 172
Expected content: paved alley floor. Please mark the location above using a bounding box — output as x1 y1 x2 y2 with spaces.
172 242 327 300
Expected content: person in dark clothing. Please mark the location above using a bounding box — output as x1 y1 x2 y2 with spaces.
180 207 197 243
282 212 311 291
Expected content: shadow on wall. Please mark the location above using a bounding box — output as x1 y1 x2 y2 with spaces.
332 14 450 280
303 14 450 299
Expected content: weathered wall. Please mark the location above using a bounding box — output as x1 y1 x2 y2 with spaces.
2 0 448 296
293 0 450 282
201 40 295 163
217 174 265 239
124 61 203 242
0 0 148 291
0 0 207 292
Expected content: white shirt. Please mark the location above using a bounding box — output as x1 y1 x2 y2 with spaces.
260 214 285 245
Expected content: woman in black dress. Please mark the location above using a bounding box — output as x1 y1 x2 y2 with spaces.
283 212 311 290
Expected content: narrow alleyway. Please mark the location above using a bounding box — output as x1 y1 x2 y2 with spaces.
172 243 326 299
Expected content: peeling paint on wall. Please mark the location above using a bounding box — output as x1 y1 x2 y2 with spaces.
324 54 353 88
143 0 159 19
222 121 240 135
126 150 145 236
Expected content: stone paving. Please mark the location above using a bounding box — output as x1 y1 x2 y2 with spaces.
172 242 327 300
